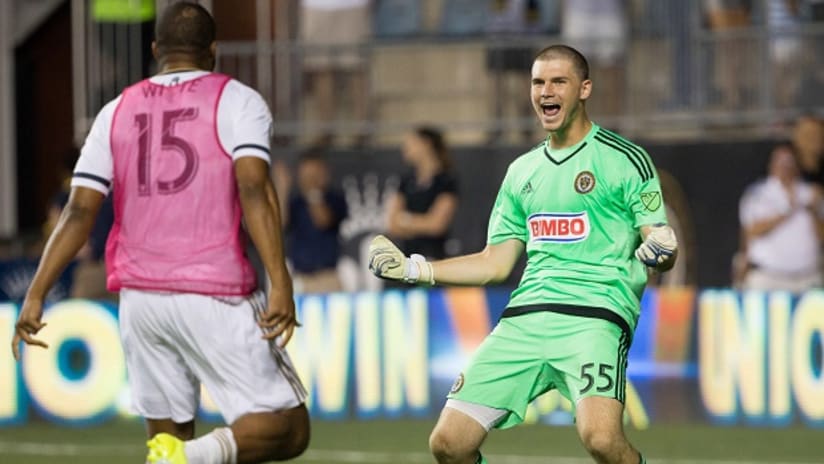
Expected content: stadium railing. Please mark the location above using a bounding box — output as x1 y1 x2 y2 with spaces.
69 4 824 147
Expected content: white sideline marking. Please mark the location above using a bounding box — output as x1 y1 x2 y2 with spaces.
0 441 818 464
0 441 137 456
301 452 822 464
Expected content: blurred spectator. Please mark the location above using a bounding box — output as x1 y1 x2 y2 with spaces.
485 0 559 145
765 0 803 108
561 0 627 116
45 152 114 300
300 0 371 147
793 114 824 186
702 0 754 109
280 151 349 294
387 126 458 260
630 0 696 110
738 143 824 293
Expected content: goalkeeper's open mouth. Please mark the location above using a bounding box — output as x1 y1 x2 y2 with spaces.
540 102 561 121
541 103 560 116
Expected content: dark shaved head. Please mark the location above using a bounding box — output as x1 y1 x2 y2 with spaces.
534 45 589 81
154 2 215 62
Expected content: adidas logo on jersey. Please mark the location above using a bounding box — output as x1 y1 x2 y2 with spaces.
520 181 533 195
527 212 590 243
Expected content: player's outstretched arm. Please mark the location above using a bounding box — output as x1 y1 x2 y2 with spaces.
235 157 298 347
12 186 104 360
368 235 523 286
636 224 678 272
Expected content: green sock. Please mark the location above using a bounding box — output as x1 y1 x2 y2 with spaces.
639 453 646 464
476 452 488 464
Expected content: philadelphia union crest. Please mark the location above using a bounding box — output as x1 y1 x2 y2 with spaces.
450 373 465 394
574 171 595 194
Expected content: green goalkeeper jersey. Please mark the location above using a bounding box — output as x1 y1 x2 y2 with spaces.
488 123 667 331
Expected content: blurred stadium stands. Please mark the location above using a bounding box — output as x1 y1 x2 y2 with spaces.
0 0 819 292
63 0 824 148
0 0 822 284
2 4 824 462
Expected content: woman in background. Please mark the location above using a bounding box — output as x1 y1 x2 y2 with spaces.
387 126 459 261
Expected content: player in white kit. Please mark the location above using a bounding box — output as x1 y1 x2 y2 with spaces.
11 3 309 463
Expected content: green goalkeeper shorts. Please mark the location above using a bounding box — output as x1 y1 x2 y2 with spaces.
446 307 631 429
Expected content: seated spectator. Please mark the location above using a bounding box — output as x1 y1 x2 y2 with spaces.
739 143 824 293
299 0 371 147
562 0 627 116
701 0 754 109
387 126 458 260
281 151 349 294
765 0 803 108
485 0 558 145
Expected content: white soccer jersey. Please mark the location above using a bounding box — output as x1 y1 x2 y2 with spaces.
72 70 273 196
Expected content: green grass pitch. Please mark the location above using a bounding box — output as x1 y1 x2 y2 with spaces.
0 419 820 463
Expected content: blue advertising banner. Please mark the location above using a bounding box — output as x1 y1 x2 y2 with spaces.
0 287 822 428
0 258 75 304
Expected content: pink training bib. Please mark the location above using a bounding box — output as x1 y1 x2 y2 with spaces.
106 73 256 295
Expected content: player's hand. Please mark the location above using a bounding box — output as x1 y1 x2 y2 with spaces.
12 297 49 361
635 224 678 270
258 287 300 348
367 235 434 285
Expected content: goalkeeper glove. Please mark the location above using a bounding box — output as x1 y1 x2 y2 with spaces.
635 224 677 269
368 235 434 285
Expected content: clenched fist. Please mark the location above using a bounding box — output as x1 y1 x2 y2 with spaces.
368 235 434 285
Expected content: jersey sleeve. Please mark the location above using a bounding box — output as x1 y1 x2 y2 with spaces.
218 80 273 163
622 147 668 228
71 97 120 195
487 165 527 244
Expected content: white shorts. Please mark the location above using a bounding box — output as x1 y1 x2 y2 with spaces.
444 399 507 431
119 289 306 424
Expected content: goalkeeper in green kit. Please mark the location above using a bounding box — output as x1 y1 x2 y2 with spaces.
368 44 677 464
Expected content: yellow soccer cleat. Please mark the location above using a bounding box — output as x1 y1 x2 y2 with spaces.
146 432 188 464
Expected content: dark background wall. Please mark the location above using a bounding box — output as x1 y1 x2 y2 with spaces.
316 139 774 288
649 140 772 287
15 2 73 234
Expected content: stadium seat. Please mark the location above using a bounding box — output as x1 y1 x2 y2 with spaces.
373 0 422 38
439 0 488 36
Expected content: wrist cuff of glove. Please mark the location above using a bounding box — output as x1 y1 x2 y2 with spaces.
405 254 435 286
